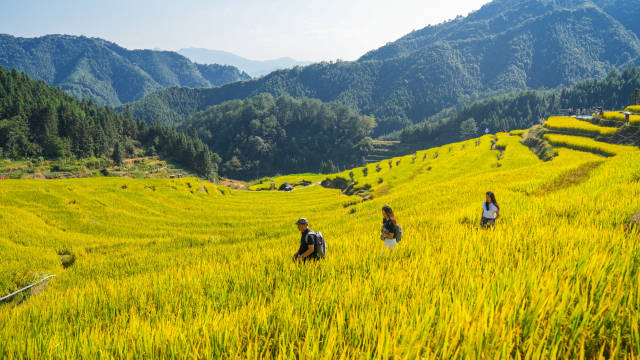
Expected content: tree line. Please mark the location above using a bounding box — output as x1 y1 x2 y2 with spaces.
180 93 376 179
401 66 640 147
0 66 219 178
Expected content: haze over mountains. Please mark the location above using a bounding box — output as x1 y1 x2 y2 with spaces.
0 34 250 107
127 0 640 136
1 0 639 139
178 48 311 77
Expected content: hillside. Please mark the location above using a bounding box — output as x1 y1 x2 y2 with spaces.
179 93 375 179
0 65 219 178
400 66 640 148
127 0 640 135
1 105 639 357
249 107 640 192
0 34 251 106
360 0 640 62
178 48 312 77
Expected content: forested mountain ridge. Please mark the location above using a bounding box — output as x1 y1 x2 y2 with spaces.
179 93 376 179
126 0 640 136
0 64 375 179
360 0 640 62
0 34 250 106
400 66 640 147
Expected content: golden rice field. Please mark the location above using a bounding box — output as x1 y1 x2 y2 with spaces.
509 129 528 136
625 105 640 114
543 133 635 157
1 130 640 358
543 116 618 137
603 111 640 124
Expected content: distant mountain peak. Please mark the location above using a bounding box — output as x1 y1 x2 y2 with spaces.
177 48 312 77
0 34 251 106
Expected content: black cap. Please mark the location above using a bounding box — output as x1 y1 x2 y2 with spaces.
295 218 308 225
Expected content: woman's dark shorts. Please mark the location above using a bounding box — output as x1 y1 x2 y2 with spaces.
480 217 496 228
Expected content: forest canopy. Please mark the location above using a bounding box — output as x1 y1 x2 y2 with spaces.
181 93 376 179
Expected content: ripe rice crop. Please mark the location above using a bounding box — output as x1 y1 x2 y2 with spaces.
625 105 640 114
544 116 618 136
603 111 640 124
543 133 634 156
1 131 639 358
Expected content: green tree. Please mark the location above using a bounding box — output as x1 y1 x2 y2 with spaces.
194 150 216 179
112 142 123 165
459 118 478 140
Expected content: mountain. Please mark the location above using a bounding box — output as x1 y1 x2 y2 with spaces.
359 0 640 62
0 34 251 106
178 48 312 77
128 0 640 136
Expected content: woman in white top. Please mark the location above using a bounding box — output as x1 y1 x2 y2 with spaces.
480 191 500 228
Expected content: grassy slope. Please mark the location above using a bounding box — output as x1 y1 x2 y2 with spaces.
0 132 639 358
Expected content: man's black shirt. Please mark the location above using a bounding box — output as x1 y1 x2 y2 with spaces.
297 229 317 259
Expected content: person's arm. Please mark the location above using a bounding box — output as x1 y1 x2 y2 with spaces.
495 208 500 219
297 244 315 259
381 225 395 240
294 244 303 257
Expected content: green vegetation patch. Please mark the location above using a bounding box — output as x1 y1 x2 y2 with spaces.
533 161 603 196
521 127 557 161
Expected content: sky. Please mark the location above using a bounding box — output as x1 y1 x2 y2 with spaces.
0 0 491 62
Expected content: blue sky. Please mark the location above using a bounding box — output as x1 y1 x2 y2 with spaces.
0 0 491 61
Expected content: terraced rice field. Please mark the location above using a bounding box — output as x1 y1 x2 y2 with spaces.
543 133 635 156
603 111 640 124
543 116 618 137
625 105 640 114
1 129 639 358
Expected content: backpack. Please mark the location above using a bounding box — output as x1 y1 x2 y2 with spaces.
306 230 326 259
395 224 402 242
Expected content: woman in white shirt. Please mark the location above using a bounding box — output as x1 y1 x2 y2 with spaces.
480 191 500 228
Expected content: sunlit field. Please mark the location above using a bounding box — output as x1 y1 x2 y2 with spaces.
1 129 639 358
625 105 640 114
543 133 634 156
543 116 618 137
603 111 640 124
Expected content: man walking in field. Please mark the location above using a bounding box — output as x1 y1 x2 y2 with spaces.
293 218 326 262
